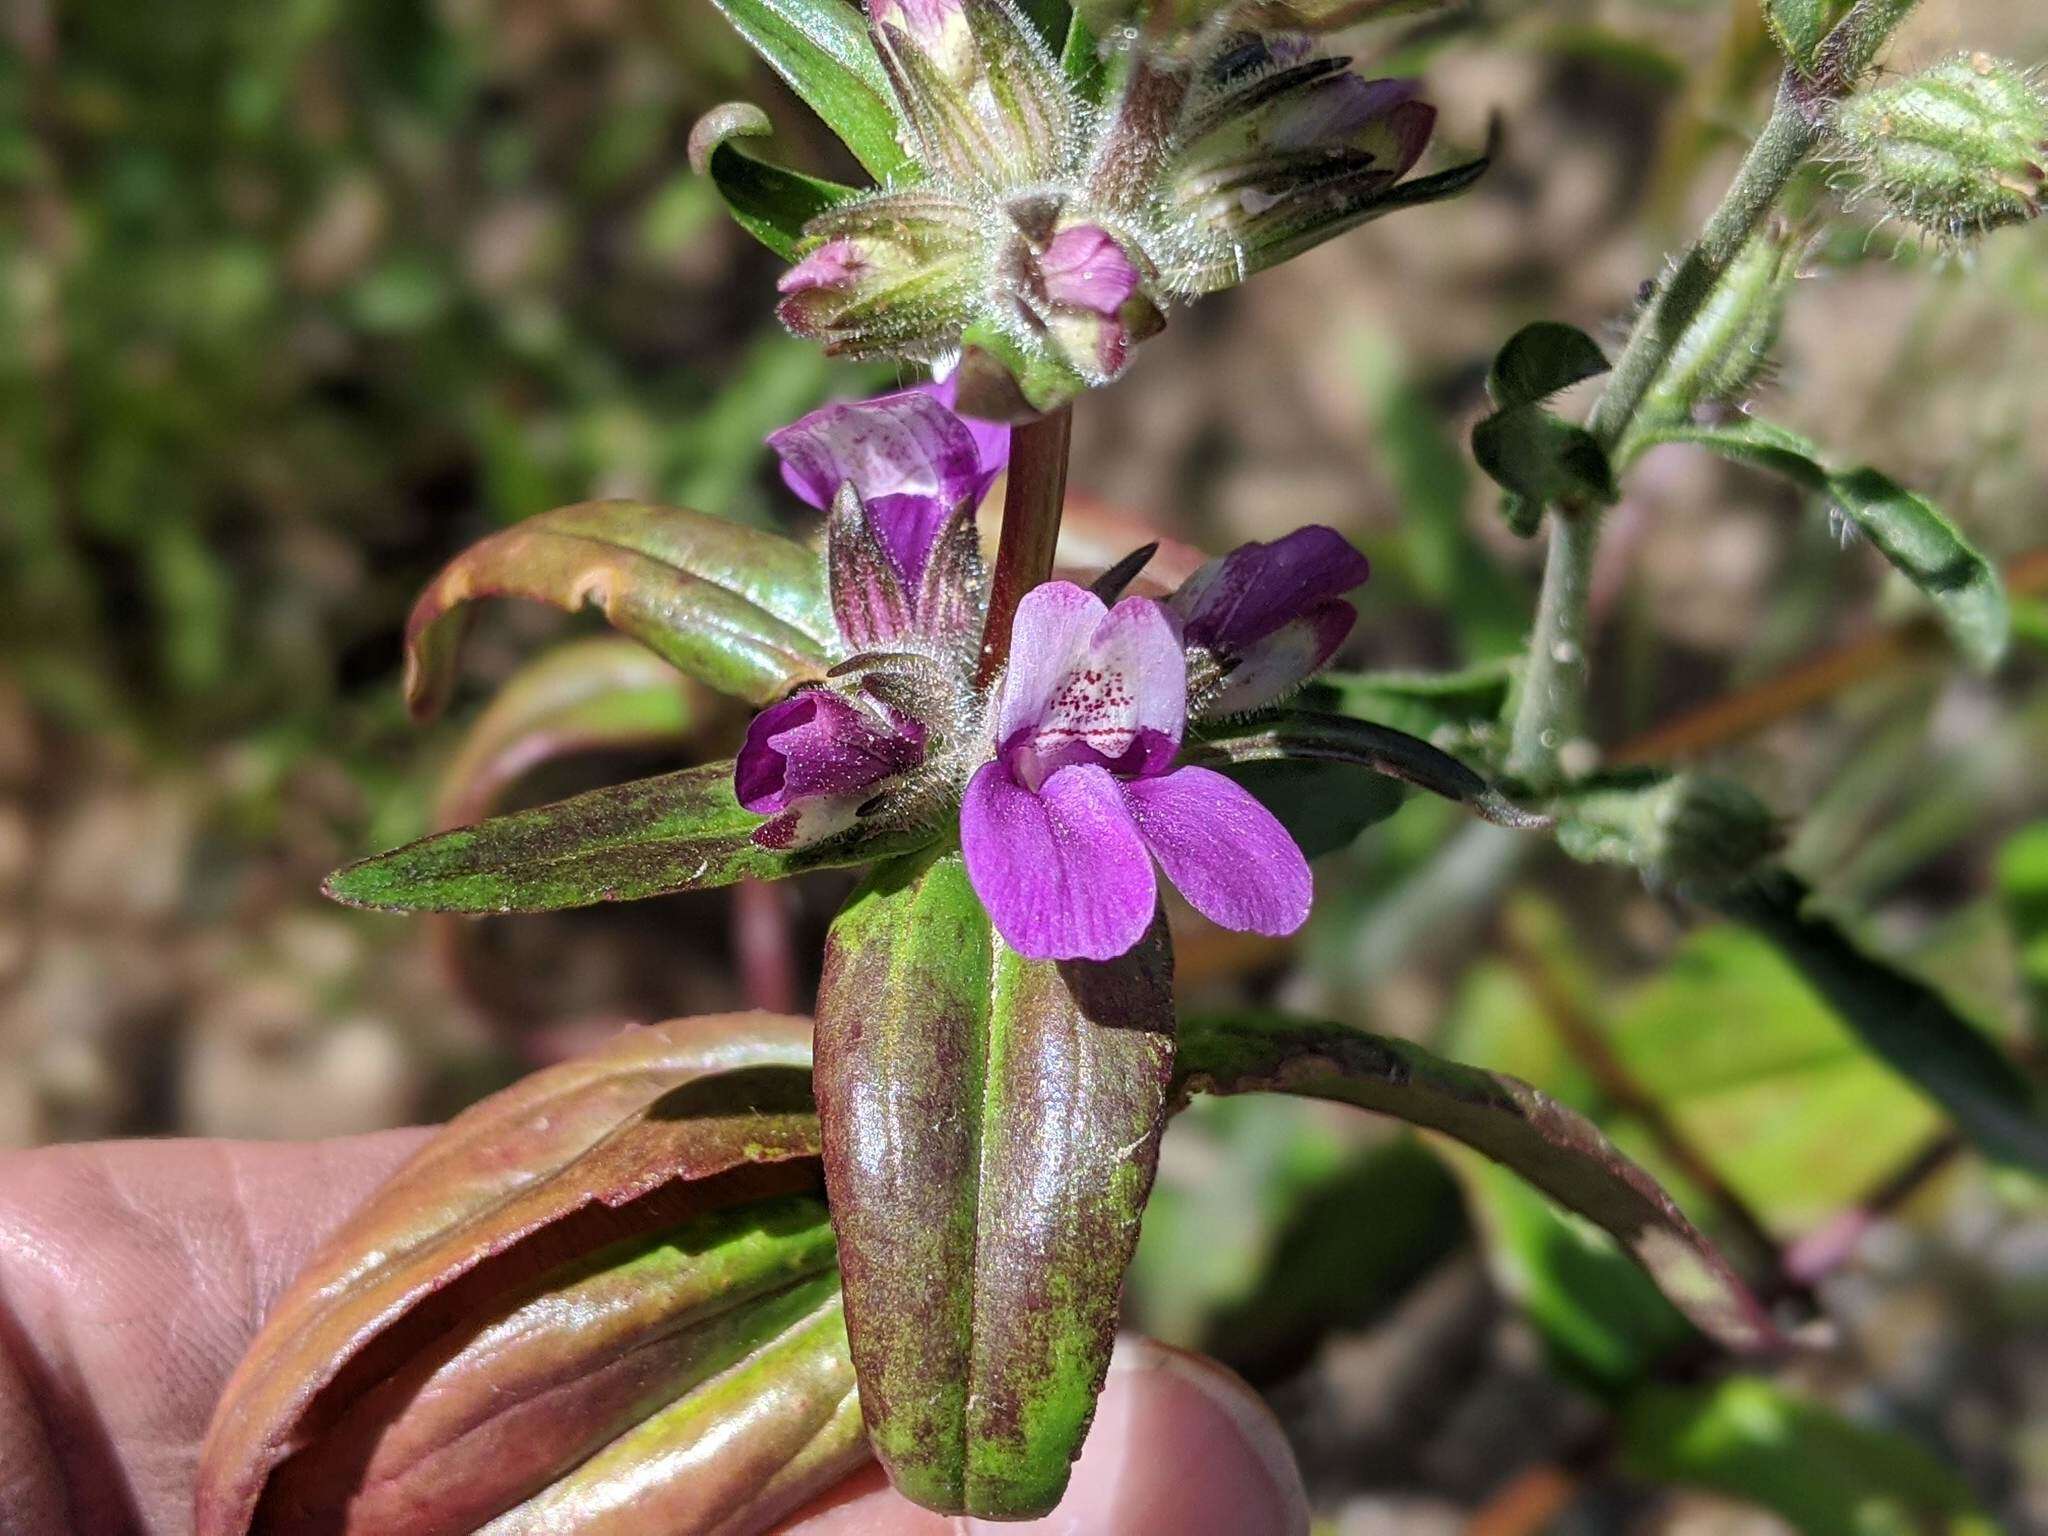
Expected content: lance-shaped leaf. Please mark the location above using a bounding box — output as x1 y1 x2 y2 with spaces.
1714 867 2048 1174
707 0 915 182
1189 709 1549 831
1471 321 1616 535
405 501 838 721
814 847 1177 1517
1626 418 2009 670
1171 1012 1789 1354
689 102 864 260
196 1015 861 1536
434 636 717 832
326 760 932 913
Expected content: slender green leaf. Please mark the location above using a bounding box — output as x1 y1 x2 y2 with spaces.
1631 418 2010 670
1715 867 2048 1173
1310 660 1517 751
1190 709 1549 830
1173 1012 1788 1354
706 0 915 182
325 761 929 913
1621 1377 1998 1536
689 101 864 260
1059 9 1109 103
404 500 837 719
815 847 1176 1517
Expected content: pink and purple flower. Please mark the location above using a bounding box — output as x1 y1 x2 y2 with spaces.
960 582 1312 961
736 687 928 850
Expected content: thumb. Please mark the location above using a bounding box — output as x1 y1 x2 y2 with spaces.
777 1335 1309 1535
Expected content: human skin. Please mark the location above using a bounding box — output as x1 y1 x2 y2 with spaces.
0 1133 1307 1536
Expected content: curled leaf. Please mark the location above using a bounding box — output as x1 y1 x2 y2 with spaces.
1471 321 1616 533
690 102 863 260
196 1015 864 1536
405 501 837 720
1172 1012 1789 1355
326 761 932 914
815 847 1177 1517
708 0 915 182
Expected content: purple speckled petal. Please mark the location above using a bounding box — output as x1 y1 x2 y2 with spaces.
1209 600 1359 715
1122 766 1313 938
961 759 1157 961
1169 526 1370 654
918 373 1012 480
735 689 924 815
1039 225 1142 316
770 386 1005 586
994 584 1185 780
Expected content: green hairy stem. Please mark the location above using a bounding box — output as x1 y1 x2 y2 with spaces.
1503 0 1924 789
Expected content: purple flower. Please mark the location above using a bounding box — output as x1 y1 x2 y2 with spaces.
961 582 1312 961
737 687 927 849
1169 526 1370 715
768 380 1009 589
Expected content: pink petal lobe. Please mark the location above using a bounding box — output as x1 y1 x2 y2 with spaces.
1122 766 1312 938
961 760 1158 961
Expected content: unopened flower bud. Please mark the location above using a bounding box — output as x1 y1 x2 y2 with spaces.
737 685 929 849
1644 224 1802 420
1833 52 2048 241
776 196 983 360
1025 221 1158 382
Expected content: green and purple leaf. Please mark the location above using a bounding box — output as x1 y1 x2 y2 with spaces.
1171 1012 1789 1355
404 500 837 720
196 1015 860 1536
325 761 932 913
814 847 1177 1517
434 636 718 832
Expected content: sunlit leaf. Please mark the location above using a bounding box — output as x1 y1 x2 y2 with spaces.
1716 867 2048 1173
1173 1011 1788 1354
404 500 837 719
815 846 1176 1517
326 761 930 913
197 1015 860 1536
1620 1376 1999 1536
707 0 916 182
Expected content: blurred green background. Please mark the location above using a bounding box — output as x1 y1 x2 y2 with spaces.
2 1 2044 1531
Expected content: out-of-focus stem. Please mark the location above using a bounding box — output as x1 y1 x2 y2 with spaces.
1505 0 1921 789
976 405 1073 687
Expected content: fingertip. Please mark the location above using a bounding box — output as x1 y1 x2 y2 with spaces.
1049 1335 1308 1536
774 1337 1308 1536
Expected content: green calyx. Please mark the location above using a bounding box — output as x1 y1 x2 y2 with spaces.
1833 52 2048 242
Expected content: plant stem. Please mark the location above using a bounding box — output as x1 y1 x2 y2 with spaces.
1504 0 1921 789
976 405 1073 687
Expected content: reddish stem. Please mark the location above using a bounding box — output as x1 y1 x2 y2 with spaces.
976 405 1073 688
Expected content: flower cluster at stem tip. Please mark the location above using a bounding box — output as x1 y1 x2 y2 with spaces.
756 0 1462 414
733 380 1370 960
